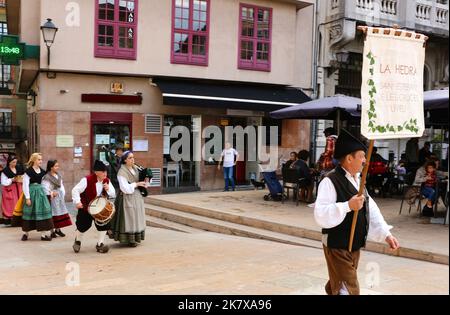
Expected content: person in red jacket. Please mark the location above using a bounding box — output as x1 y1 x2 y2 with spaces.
317 128 338 178
71 160 116 253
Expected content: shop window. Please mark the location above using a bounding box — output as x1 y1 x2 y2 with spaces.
0 111 12 135
95 0 138 59
0 22 10 92
262 117 282 146
171 0 210 65
238 4 272 71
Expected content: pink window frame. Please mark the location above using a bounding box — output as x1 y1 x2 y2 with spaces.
94 0 138 60
238 3 272 72
170 0 210 66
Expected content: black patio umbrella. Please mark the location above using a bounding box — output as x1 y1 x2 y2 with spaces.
424 88 449 110
269 94 362 132
424 88 449 126
269 94 361 120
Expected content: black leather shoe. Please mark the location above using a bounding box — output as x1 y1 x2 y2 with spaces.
422 206 434 217
55 230 66 237
96 243 109 253
21 234 28 241
73 240 81 253
41 235 52 241
129 242 138 247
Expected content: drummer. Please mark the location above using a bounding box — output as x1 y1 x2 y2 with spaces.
71 160 116 254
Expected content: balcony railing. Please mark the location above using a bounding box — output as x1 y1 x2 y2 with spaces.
356 0 374 11
0 126 26 141
331 0 340 10
381 0 397 15
341 0 448 35
416 1 433 22
435 2 449 25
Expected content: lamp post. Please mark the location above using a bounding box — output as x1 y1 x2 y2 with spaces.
40 18 58 66
336 51 350 64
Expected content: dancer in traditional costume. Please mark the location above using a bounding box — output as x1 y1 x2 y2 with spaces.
42 160 72 238
71 160 116 253
21 153 54 241
314 129 399 295
111 151 148 247
1 155 24 226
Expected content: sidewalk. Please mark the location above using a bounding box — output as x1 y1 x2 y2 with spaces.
147 190 449 262
0 224 447 294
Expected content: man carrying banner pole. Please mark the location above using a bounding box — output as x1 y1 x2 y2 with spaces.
314 25 427 295
314 128 399 295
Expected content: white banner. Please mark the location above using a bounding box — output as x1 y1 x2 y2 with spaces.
361 27 427 140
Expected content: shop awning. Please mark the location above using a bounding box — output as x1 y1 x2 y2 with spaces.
153 78 311 112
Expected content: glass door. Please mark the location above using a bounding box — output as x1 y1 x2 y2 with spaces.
92 124 131 167
163 115 199 193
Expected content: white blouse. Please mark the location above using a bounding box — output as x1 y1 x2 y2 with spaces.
1 172 14 186
22 169 41 200
117 167 150 195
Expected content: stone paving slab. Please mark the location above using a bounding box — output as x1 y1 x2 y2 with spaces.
0 222 448 295
148 190 449 258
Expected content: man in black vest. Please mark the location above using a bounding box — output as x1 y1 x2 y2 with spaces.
314 129 399 295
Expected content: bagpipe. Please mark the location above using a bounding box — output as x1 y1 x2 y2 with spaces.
136 164 153 197
100 145 152 197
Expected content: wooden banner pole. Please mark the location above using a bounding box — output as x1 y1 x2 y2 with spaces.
348 139 374 252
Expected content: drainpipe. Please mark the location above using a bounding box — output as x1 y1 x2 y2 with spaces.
310 0 319 163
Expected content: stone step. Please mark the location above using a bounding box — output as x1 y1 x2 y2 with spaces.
145 215 203 234
145 197 322 241
145 204 323 250
145 197 449 265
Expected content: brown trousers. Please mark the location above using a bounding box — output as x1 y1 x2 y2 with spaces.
323 245 361 295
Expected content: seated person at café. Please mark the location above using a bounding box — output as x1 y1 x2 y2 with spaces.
395 159 407 182
371 147 388 164
296 150 314 203
414 156 448 217
283 152 298 169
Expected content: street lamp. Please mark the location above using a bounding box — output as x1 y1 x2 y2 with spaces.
336 51 350 64
7 79 16 94
40 18 58 66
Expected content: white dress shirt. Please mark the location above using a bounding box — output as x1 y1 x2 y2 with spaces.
314 167 393 243
71 177 116 204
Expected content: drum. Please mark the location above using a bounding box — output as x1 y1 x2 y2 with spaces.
88 197 116 226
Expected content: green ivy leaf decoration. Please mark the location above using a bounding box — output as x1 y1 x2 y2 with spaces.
365 50 419 136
